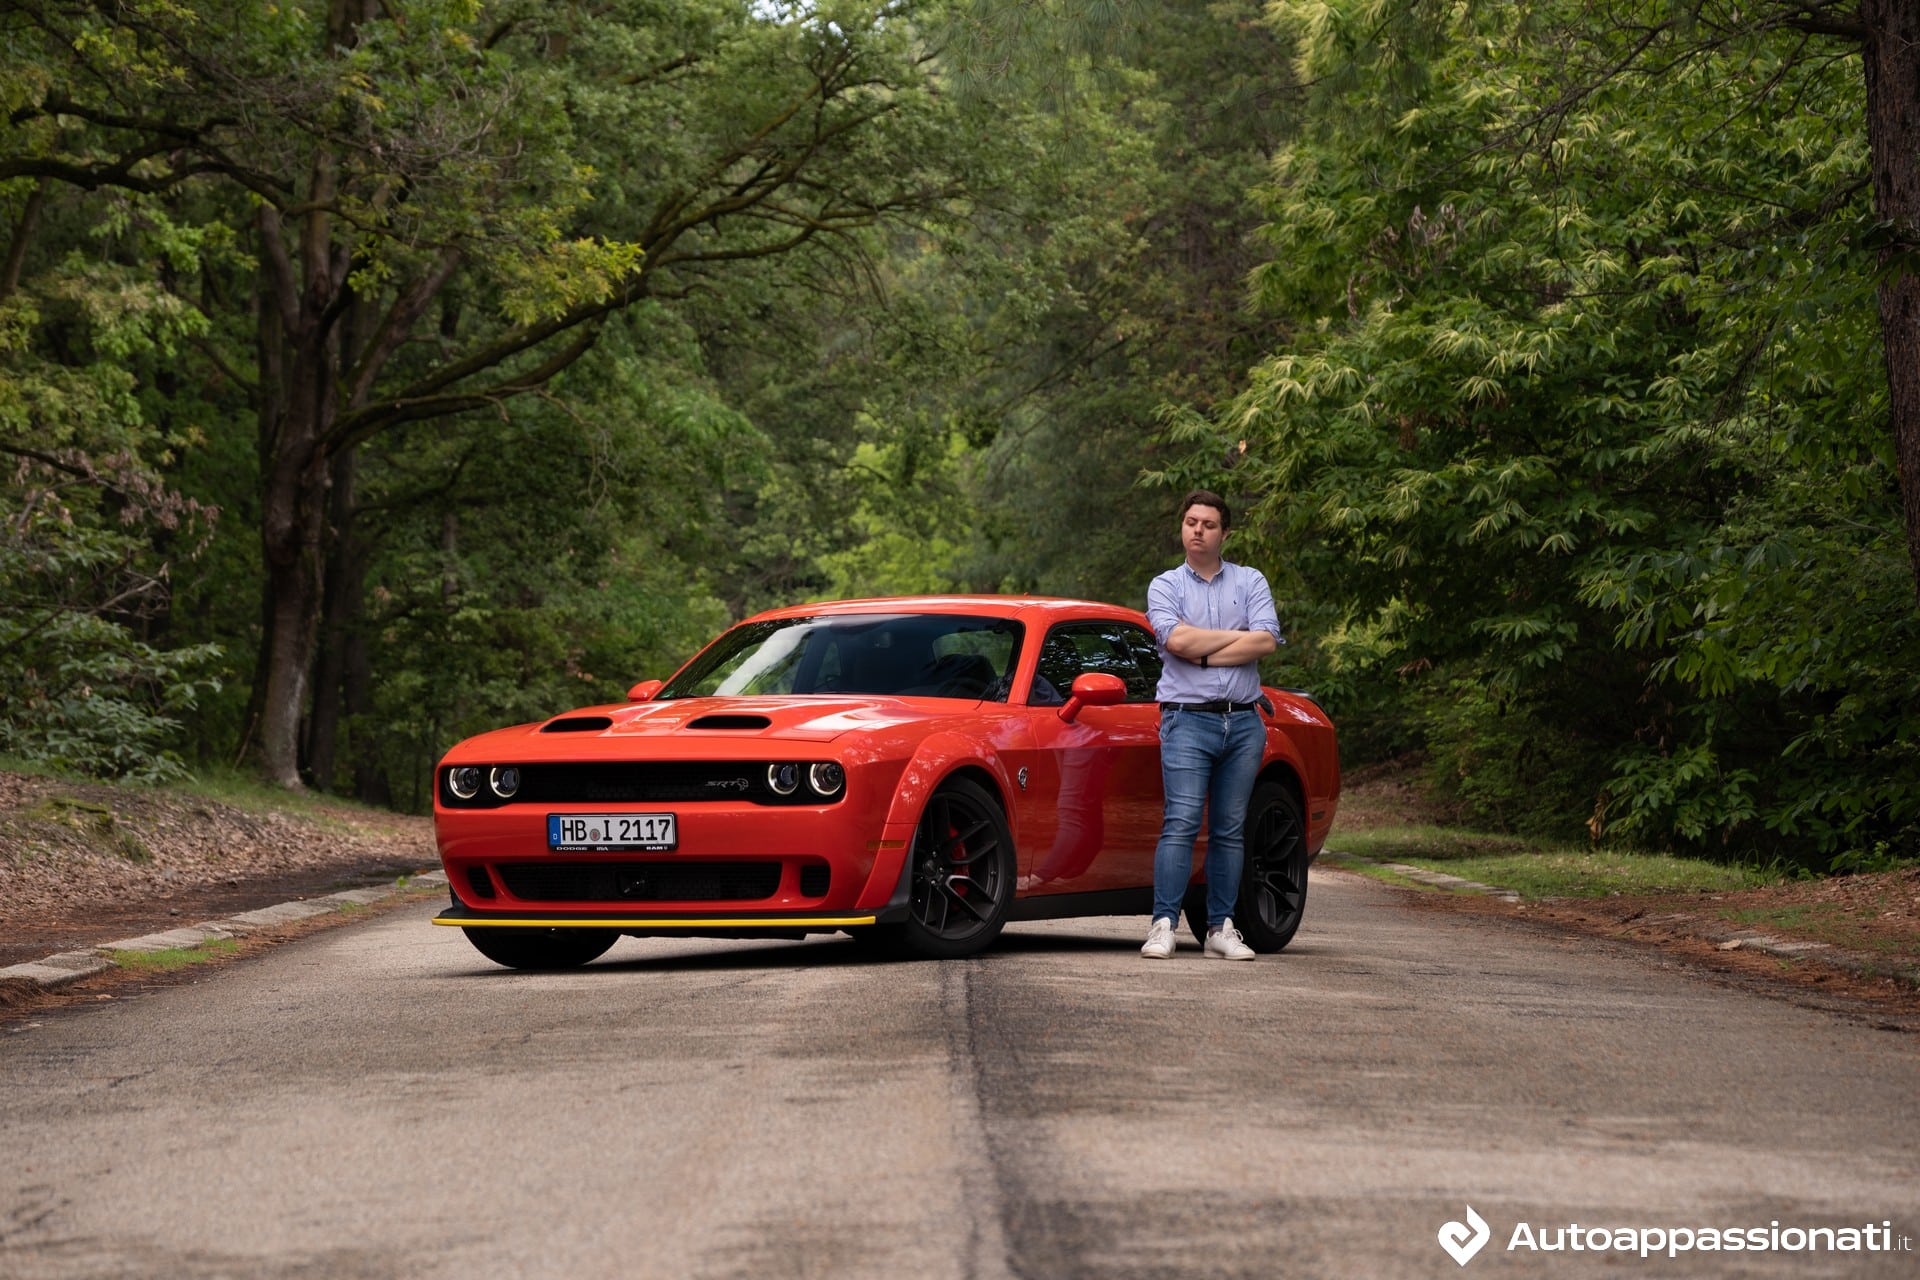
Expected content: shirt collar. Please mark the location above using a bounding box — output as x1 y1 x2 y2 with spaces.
1181 558 1230 584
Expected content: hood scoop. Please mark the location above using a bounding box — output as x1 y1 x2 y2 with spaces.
686 714 772 731
542 715 615 733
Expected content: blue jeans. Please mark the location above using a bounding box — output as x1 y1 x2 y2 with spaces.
1152 707 1264 927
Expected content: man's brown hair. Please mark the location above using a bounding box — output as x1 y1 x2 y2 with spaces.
1180 488 1231 531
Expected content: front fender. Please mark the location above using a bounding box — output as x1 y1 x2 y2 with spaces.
882 729 1017 835
854 729 1019 912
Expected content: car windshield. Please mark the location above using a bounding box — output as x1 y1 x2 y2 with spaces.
658 613 1025 702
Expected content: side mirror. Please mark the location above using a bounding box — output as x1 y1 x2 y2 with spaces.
626 679 663 702
1058 672 1126 723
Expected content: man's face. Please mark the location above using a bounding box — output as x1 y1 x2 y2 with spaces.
1180 503 1227 563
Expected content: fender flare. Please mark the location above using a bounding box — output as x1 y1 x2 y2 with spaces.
859 730 1019 913
881 729 1017 835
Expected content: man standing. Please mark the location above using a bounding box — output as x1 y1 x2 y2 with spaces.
1141 490 1281 960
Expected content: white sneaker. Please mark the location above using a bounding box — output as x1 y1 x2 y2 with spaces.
1204 918 1255 961
1140 917 1177 959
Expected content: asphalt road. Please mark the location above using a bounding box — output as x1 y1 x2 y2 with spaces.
3 868 1917 1280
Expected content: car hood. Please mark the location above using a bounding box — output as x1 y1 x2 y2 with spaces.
536 695 954 744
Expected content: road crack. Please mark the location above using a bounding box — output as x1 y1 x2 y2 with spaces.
944 960 1018 1280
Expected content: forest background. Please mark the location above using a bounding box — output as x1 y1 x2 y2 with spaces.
3 0 1916 871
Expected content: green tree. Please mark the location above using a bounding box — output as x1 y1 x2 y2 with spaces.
1193 0 1916 858
0 171 222 779
844 1 1301 609
5 0 971 786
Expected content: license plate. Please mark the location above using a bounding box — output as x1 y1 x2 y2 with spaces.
547 812 677 851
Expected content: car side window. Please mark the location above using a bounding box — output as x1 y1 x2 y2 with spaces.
1123 624 1163 698
1029 622 1160 706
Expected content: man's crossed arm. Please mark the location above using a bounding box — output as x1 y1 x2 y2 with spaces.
1165 624 1277 667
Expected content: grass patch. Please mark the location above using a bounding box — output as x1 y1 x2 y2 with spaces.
173 766 396 826
1328 825 1780 899
1317 850 1452 893
1330 824 1535 863
20 795 153 862
106 938 241 972
0 756 403 830
1723 905 1920 962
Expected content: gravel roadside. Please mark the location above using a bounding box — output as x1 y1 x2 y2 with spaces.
0 770 437 969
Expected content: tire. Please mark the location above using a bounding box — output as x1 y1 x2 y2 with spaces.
461 926 618 970
1182 780 1310 952
1236 779 1310 952
872 776 1016 960
1182 891 1208 949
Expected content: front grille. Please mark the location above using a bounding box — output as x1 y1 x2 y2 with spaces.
515 762 808 805
798 863 830 898
496 861 782 903
440 761 845 809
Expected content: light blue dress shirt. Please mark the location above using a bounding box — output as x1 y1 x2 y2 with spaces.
1146 559 1282 704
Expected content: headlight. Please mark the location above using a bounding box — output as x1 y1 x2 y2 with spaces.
447 766 482 800
489 766 520 799
768 762 800 796
807 762 845 796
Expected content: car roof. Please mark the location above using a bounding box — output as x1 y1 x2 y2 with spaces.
741 595 1144 625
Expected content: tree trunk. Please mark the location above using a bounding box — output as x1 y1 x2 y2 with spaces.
251 275 340 786
257 538 319 789
256 422 333 788
0 178 47 302
307 447 364 792
345 609 389 808
1862 0 1920 609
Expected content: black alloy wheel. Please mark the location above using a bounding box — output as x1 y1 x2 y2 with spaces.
461 926 619 970
1183 779 1310 952
861 776 1015 960
1235 779 1310 951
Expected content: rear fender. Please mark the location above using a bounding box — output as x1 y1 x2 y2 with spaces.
1259 687 1338 853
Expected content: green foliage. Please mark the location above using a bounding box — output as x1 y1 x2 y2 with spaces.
0 181 225 783
1419 679 1606 840
934 1 1300 606
1187 0 1916 866
5 0 1912 870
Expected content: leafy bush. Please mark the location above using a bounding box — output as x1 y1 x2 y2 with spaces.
0 523 222 784
1172 0 1915 869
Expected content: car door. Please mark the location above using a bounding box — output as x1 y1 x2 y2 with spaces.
1016 619 1164 894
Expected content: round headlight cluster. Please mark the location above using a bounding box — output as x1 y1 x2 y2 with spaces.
766 761 845 799
445 765 523 803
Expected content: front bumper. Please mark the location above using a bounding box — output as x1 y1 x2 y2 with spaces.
432 900 909 937
435 798 917 918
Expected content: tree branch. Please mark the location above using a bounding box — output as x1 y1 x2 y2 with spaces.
343 248 464 407
330 323 604 452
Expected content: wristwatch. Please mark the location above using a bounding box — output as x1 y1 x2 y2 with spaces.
1199 654 1209 669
